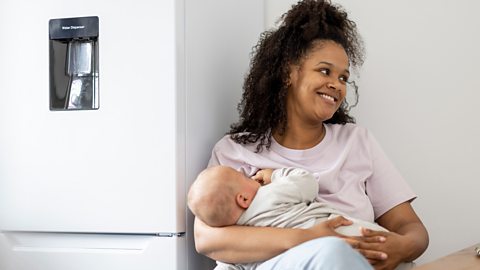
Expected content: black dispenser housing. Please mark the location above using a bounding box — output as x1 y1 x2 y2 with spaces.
49 16 99 110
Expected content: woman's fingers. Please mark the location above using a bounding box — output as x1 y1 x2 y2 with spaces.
361 227 389 237
361 235 387 243
327 216 353 229
342 237 361 248
329 217 389 264
342 234 388 263
357 247 388 261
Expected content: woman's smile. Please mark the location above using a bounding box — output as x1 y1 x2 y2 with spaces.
316 91 339 105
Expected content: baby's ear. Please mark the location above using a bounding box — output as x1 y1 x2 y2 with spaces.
235 193 251 209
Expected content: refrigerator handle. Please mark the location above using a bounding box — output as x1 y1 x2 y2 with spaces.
3 232 154 253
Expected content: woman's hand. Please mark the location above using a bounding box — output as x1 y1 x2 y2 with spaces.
345 202 429 270
314 216 397 268
339 231 388 264
356 228 410 270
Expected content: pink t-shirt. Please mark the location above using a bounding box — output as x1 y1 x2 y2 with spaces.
208 123 416 222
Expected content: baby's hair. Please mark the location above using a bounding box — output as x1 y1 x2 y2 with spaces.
187 166 239 227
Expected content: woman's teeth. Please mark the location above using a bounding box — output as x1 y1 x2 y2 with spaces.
319 93 335 102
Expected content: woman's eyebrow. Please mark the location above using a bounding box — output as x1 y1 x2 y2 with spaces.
316 61 350 74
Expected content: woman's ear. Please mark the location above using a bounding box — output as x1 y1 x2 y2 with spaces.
287 63 299 87
235 193 251 209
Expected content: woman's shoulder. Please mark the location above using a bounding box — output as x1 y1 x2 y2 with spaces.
209 133 267 174
212 134 234 147
210 133 260 161
212 133 257 152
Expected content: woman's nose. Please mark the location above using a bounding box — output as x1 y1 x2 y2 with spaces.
327 80 338 90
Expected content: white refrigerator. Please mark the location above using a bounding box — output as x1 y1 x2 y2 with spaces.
0 0 264 269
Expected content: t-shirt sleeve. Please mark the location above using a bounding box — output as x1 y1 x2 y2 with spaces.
365 131 417 220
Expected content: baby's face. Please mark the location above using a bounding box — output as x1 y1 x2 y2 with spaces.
233 170 261 192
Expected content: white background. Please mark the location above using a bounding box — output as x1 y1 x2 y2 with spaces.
266 0 480 264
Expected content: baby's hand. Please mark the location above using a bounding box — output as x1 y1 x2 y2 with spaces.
251 169 274 185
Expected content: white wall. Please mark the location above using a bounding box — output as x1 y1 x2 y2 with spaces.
185 1 264 269
265 0 480 264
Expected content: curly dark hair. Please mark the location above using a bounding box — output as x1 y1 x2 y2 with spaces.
228 0 365 152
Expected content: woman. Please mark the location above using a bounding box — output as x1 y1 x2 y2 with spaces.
193 0 429 269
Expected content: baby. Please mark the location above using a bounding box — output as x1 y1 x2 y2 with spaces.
188 165 387 234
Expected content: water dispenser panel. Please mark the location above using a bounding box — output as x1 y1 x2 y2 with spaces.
49 16 99 110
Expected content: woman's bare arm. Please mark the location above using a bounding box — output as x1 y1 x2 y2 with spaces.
375 202 429 261
194 216 353 263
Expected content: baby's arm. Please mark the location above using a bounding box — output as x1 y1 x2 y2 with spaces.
251 169 274 185
272 168 319 202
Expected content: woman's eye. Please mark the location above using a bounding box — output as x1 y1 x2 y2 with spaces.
319 69 329 75
339 76 349 83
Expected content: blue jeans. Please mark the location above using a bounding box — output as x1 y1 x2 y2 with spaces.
257 237 373 270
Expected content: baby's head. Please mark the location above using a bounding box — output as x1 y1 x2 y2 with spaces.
187 165 260 227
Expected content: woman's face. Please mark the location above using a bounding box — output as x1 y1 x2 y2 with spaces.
287 41 350 126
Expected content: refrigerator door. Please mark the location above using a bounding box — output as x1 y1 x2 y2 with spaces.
0 0 185 233
0 232 185 270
